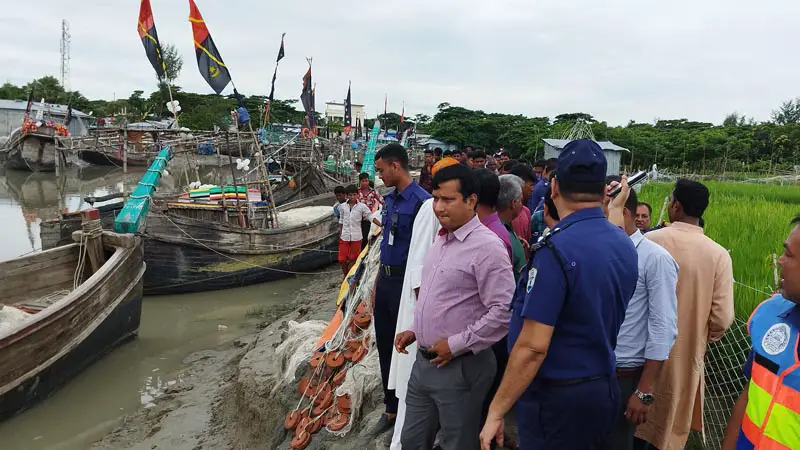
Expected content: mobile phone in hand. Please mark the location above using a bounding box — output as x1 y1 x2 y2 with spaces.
608 171 648 198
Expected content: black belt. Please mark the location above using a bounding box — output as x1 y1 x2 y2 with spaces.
616 367 644 379
418 347 465 362
537 374 607 387
380 264 406 278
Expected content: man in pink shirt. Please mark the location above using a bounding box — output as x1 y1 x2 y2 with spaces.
509 164 536 244
474 169 512 261
395 164 516 450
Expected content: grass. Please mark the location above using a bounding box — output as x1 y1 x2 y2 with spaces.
637 181 799 318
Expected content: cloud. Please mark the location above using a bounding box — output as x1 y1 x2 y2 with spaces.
2 0 799 125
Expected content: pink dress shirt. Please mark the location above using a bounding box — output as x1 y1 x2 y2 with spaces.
481 212 512 262
412 215 515 356
512 205 531 242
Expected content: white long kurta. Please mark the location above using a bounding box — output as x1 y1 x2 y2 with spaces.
387 198 440 450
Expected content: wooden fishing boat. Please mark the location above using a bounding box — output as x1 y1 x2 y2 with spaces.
0 231 145 421
77 148 154 167
142 192 338 295
0 125 66 172
40 194 126 250
271 164 344 206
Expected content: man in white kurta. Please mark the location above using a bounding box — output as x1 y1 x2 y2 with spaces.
387 197 440 449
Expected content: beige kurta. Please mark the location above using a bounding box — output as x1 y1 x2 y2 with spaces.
635 222 735 450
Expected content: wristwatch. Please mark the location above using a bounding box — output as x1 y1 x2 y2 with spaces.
634 390 655 405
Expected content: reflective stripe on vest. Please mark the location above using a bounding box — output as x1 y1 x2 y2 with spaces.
738 295 800 449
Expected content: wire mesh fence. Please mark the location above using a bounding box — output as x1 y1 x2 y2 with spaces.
684 317 751 450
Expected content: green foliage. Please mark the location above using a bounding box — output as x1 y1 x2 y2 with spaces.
638 181 797 318
6 75 800 172
161 43 183 84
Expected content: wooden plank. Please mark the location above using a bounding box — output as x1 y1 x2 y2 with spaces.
114 146 172 234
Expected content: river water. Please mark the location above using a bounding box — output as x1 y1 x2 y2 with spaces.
0 166 311 449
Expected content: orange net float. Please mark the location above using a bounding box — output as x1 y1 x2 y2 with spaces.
326 351 345 368
351 346 367 363
297 377 311 396
343 348 355 361
356 302 367 315
333 369 347 385
327 413 350 432
337 394 352 414
290 430 311 449
315 388 334 409
346 339 361 351
310 352 325 368
309 417 323 434
296 417 312 437
354 313 371 328
284 409 302 430
311 404 327 418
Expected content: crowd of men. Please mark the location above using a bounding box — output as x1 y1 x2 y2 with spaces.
330 140 796 450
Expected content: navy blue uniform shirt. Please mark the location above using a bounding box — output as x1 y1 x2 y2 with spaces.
508 206 638 380
379 181 430 266
529 178 548 212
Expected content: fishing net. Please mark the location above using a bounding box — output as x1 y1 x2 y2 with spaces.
275 320 329 386
276 233 383 441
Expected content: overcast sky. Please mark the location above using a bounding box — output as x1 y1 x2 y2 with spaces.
2 0 799 125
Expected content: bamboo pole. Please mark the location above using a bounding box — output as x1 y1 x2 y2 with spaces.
226 132 246 228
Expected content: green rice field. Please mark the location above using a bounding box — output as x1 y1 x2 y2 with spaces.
637 181 799 318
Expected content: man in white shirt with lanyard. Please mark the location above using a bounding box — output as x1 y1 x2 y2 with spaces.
604 185 679 450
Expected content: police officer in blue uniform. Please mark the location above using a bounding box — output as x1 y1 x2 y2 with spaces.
370 143 431 436
480 139 639 450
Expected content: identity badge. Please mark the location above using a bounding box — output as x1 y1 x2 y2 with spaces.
526 267 537 293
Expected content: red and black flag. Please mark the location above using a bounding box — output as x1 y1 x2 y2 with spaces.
137 0 167 79
300 62 316 132
268 33 286 102
188 0 231 94
343 82 352 135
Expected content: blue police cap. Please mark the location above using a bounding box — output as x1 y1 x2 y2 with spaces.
556 139 607 184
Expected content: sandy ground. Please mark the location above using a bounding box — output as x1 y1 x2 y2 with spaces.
92 274 518 450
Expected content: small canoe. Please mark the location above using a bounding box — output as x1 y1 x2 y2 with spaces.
0 231 145 421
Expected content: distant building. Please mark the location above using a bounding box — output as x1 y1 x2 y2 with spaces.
415 134 458 153
542 138 629 176
324 101 366 136
0 99 92 137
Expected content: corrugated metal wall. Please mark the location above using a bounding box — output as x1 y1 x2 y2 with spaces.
0 109 90 137
543 142 622 176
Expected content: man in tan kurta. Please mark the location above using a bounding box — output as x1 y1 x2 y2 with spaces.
635 179 734 450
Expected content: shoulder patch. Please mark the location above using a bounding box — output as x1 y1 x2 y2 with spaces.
526 266 538 293
762 323 791 355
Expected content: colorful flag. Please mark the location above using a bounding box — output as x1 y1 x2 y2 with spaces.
276 33 285 62
343 82 352 135
137 0 167 79
400 101 405 124
269 33 285 102
188 0 231 94
300 63 316 132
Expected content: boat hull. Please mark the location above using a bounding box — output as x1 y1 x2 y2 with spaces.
2 133 58 172
0 235 145 421
0 281 142 421
142 232 337 295
77 150 151 167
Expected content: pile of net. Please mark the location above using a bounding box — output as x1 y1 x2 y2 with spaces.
0 305 32 336
274 233 383 449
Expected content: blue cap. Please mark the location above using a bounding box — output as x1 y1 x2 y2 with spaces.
556 139 607 184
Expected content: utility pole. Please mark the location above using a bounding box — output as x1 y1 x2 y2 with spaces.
60 20 71 91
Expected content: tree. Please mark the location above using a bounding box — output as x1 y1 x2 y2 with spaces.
554 112 596 124
161 43 183 85
772 98 800 125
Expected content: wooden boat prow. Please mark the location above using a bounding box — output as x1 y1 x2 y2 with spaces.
0 231 144 421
